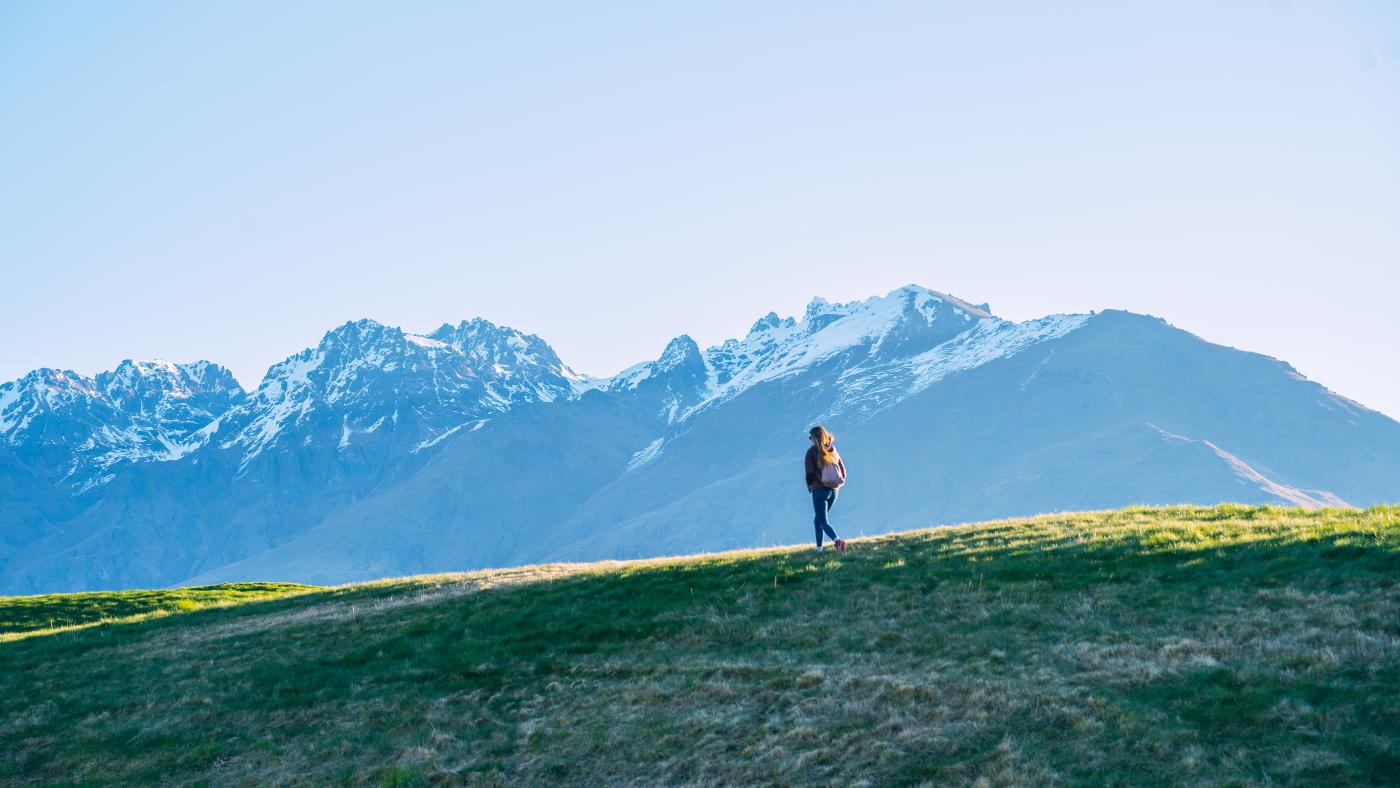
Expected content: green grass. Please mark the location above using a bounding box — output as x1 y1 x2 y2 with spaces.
2 505 1398 785
0 582 314 636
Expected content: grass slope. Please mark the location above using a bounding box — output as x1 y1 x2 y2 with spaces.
0 582 313 638
2 505 1398 786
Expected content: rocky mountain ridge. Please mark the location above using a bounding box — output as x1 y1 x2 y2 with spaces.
4 285 1398 593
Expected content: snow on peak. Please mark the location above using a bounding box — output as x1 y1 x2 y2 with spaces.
608 334 704 393
798 285 994 326
428 317 591 403
318 319 399 351
3 289 1085 485
429 317 557 365
209 315 595 467
117 358 180 376
656 335 703 371
601 284 1085 425
818 312 1092 422
98 359 245 404
696 285 998 400
887 284 994 319
215 320 461 461
0 359 246 489
747 311 792 337
404 334 449 350
802 296 836 320
0 368 101 437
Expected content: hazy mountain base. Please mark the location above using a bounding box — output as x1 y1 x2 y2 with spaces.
179 310 1400 588
8 290 1400 594
2 505 1397 785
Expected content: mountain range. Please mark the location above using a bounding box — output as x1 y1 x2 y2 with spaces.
4 284 1399 593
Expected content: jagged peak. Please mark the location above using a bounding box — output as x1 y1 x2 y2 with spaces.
3 360 246 417
5 366 78 385
746 311 796 337
5 368 101 397
888 285 995 319
656 335 703 371
431 316 490 338
100 358 242 386
428 317 574 382
431 316 506 339
606 335 707 392
109 358 181 376
670 284 1016 420
319 318 398 347
0 368 106 440
430 316 553 350
802 297 838 322
800 285 997 326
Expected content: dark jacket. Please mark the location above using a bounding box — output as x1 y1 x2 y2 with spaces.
805 445 847 492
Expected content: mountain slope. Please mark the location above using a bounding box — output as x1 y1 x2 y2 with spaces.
535 309 1400 564
3 506 1398 784
182 390 660 586
183 287 1108 584
0 318 595 593
0 361 244 491
3 284 1400 593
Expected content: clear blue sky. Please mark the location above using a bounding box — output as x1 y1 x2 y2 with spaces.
3 2 1398 417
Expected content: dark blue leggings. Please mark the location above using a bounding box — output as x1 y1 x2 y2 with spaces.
812 487 839 546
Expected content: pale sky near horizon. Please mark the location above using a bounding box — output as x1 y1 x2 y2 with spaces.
2 2 1398 417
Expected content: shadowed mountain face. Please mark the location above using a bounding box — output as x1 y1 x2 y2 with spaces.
2 286 1398 592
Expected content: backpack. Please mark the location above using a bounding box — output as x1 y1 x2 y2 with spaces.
818 450 846 489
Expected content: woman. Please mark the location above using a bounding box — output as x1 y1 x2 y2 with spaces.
805 425 847 553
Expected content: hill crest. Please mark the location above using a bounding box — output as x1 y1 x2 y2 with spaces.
3 505 1398 784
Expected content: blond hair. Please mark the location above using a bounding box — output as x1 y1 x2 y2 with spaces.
809 425 838 465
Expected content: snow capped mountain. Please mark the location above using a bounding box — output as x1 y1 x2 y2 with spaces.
698 286 996 408
0 369 108 441
428 317 596 404
96 359 245 452
607 335 710 422
4 283 1400 594
0 287 1067 491
202 320 493 468
194 317 605 471
0 361 244 490
607 284 1089 424
0 315 602 496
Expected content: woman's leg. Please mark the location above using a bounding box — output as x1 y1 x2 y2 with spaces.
813 488 838 545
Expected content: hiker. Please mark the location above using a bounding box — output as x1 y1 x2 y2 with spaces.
805 425 847 553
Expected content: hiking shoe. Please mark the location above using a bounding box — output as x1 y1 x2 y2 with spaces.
814 544 825 553
835 538 847 553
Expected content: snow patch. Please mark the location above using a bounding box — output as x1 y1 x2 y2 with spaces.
1147 423 1350 509
0 381 21 434
905 314 1089 392
223 348 324 466
625 438 664 472
404 334 448 349
411 419 488 453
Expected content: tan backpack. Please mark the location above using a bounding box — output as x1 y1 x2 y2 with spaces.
818 449 846 488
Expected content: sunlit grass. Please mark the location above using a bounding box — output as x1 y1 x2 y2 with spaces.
0 582 315 641
2 505 1398 785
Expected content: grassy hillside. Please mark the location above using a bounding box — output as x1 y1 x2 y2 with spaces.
2 505 1398 785
0 582 313 637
